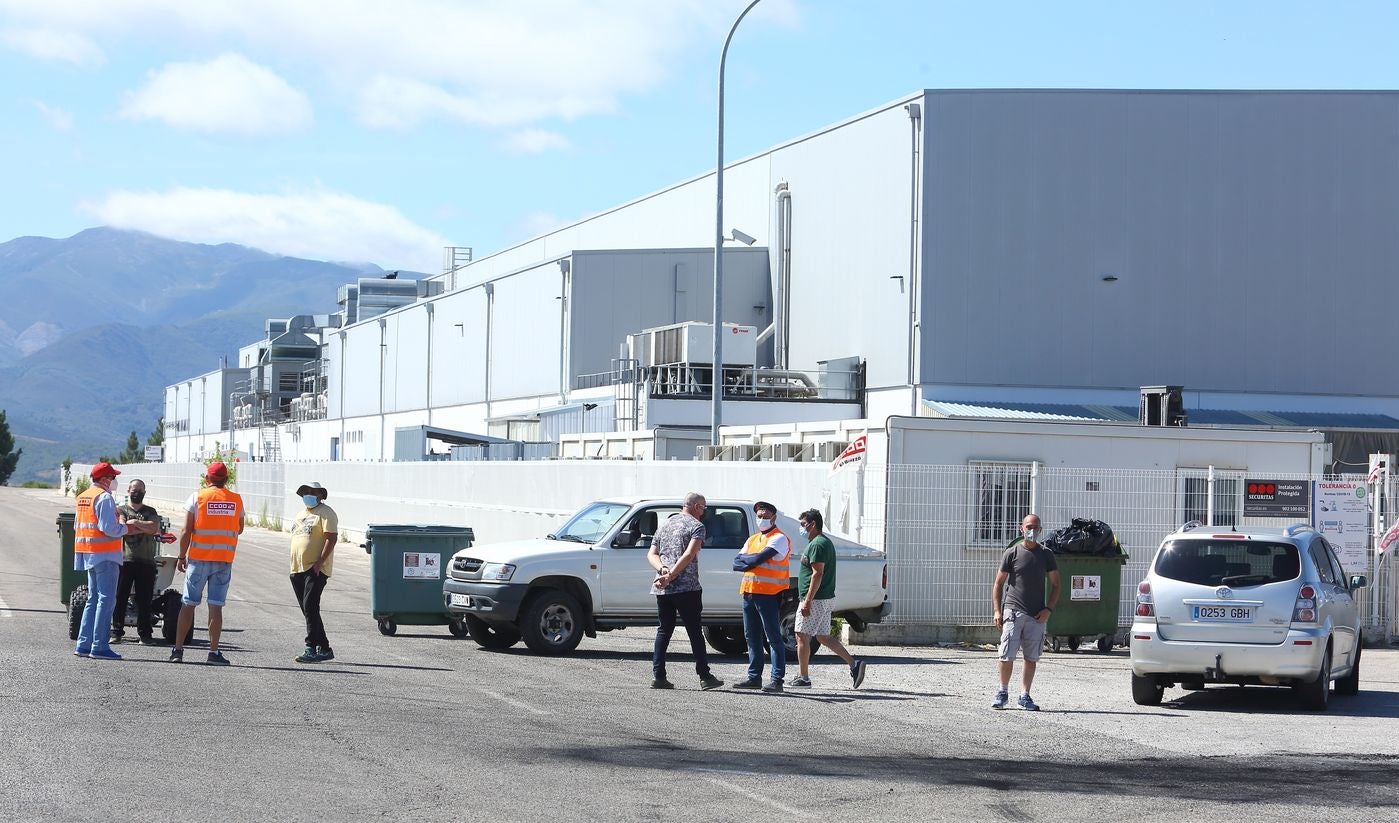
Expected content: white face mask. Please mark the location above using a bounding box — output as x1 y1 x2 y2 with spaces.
1024 526 1041 541
757 517 774 531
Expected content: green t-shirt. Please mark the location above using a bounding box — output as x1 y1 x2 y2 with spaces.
798 534 837 600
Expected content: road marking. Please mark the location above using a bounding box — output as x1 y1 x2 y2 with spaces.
698 774 813 819
0 594 11 617
476 688 548 716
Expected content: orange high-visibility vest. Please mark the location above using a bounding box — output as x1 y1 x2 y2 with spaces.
74 486 122 554
739 528 790 596
188 486 244 563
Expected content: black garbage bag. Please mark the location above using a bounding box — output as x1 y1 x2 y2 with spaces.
1043 518 1119 555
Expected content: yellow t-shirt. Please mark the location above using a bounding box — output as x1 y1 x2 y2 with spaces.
289 503 339 576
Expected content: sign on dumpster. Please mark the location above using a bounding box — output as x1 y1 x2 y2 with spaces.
402 552 440 580
1070 575 1101 601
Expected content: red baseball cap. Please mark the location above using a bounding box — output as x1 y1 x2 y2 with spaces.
90 461 120 480
206 461 228 479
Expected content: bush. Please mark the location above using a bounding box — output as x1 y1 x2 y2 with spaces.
73 476 90 495
20 480 54 489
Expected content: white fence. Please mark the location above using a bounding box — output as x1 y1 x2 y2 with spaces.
872 463 1396 639
68 459 1398 641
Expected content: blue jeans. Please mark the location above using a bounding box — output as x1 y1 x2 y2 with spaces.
742 592 785 683
76 561 120 654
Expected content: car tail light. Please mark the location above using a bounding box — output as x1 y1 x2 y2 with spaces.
881 564 888 590
1135 581 1154 618
1292 583 1317 624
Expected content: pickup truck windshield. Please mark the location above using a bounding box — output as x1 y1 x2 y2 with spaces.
552 502 631 543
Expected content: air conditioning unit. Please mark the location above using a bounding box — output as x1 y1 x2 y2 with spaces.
772 443 810 462
696 445 726 461
735 445 761 462
814 441 850 463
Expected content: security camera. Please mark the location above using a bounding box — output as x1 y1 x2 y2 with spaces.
728 228 757 246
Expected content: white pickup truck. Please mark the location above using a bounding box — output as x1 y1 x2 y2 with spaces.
442 497 889 656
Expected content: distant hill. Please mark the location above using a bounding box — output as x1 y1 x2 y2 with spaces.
0 228 395 483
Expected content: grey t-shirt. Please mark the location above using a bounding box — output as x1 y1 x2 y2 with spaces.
650 512 706 595
998 543 1058 615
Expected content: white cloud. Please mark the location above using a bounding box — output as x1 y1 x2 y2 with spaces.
511 210 573 243
0 26 103 65
117 52 311 135
80 186 449 272
502 129 572 154
27 98 73 131
0 0 802 130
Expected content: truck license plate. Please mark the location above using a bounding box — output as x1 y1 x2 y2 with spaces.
1193 605 1253 622
450 593 472 608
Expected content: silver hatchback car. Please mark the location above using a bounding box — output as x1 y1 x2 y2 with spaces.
1130 522 1367 710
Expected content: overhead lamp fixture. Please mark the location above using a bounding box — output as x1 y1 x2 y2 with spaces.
726 228 757 246
1101 274 1119 282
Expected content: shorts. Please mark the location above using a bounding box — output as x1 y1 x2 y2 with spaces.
794 598 835 637
998 610 1046 662
183 559 233 607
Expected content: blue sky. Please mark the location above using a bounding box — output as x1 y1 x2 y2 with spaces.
2 0 1397 272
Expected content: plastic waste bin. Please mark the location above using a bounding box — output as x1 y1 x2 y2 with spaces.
366 524 475 637
57 512 83 605
1045 550 1128 653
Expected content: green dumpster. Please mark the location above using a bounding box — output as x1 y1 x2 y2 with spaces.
366 524 475 638
1045 551 1128 653
57 512 84 605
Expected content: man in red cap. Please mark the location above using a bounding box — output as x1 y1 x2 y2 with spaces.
170 461 244 665
74 462 159 660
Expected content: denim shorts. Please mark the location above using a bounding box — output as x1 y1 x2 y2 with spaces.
998 610 1046 662
183 559 233 607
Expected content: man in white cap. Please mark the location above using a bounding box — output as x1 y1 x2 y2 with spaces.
289 481 338 663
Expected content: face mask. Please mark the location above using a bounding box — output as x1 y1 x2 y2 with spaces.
129 491 145 504
757 517 774 531
1024 527 1040 540
302 495 320 507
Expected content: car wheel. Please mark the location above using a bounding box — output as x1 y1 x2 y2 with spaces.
1131 673 1164 706
464 615 521 650
1335 644 1361 696
1296 642 1332 710
704 626 747 657
1097 636 1113 653
68 585 88 640
377 618 398 636
520 589 584 655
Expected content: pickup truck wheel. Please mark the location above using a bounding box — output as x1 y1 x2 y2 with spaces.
464 615 520 650
521 589 584 655
704 626 747 657
1295 642 1332 710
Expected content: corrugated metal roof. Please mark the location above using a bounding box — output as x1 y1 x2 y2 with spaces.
925 400 1399 430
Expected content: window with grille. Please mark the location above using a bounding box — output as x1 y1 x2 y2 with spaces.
1182 476 1241 527
970 461 1032 544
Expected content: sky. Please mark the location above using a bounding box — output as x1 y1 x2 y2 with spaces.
2 0 1398 273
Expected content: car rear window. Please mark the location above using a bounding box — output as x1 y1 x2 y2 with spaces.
1153 540 1300 586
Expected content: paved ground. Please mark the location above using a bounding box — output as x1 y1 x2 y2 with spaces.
2 486 1397 822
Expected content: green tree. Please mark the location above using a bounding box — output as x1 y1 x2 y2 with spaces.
118 430 144 464
147 416 165 447
0 409 20 486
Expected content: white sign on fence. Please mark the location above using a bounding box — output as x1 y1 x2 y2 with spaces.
1312 481 1369 572
144 445 163 461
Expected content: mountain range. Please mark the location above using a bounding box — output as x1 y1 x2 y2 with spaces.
0 228 390 483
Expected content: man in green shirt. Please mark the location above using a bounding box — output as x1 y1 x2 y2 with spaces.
112 478 162 645
791 508 867 689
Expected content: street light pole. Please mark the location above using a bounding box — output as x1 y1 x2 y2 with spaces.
712 0 763 448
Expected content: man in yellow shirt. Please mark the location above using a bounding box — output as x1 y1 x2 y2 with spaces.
289 482 339 663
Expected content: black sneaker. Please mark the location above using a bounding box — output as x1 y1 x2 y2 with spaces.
850 659 868 689
650 677 675 689
314 646 335 662
295 646 319 664
699 674 725 690
732 678 762 690
168 648 184 664
138 636 163 647
789 675 812 688
110 634 124 645
206 651 230 666
761 680 784 693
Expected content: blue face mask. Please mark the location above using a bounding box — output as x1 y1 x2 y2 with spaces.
302 494 320 507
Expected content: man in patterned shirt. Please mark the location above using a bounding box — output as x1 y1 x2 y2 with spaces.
647 492 724 691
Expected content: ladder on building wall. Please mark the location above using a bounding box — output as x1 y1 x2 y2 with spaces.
612 358 641 432
259 422 281 462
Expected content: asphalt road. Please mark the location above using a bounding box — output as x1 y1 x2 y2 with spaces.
2 486 1397 823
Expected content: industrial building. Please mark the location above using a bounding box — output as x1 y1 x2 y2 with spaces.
164 88 1399 466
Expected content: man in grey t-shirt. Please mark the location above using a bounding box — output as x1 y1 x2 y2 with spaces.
991 513 1061 711
647 492 724 691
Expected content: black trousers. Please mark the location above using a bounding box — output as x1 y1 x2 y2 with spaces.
653 589 711 679
290 570 330 648
112 560 157 639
